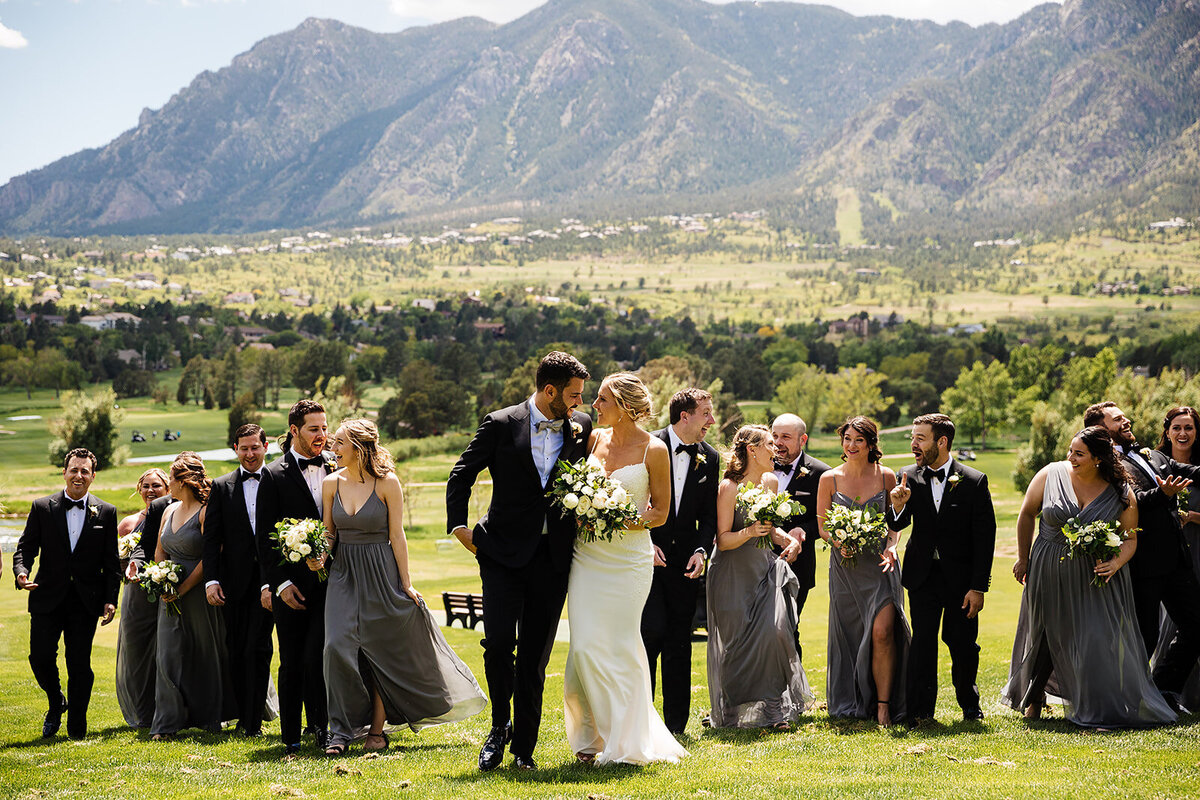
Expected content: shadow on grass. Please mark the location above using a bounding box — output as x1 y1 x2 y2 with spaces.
447 759 650 787
242 740 464 763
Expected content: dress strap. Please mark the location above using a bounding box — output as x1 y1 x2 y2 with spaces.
641 440 651 464
831 472 838 494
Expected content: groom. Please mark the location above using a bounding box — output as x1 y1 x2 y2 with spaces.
446 351 592 771
642 388 719 735
13 448 119 739
887 413 995 723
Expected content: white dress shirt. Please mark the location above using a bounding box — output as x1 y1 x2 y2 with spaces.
528 396 565 489
207 468 267 591
666 426 692 515
65 492 90 552
291 447 325 510
929 458 955 512
773 455 800 493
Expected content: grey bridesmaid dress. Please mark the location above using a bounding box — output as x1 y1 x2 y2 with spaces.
151 509 236 735
1001 462 1176 727
1151 474 1200 710
324 484 486 748
706 501 814 728
825 488 910 721
116 517 158 727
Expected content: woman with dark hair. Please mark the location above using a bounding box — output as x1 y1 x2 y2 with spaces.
313 419 485 756
151 453 235 739
115 468 169 728
706 425 811 729
1152 406 1200 710
816 416 909 726
1002 427 1175 727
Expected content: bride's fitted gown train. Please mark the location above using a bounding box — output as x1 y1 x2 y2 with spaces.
564 455 688 765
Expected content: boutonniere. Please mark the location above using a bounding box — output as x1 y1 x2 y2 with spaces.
88 503 99 516
946 474 962 491
695 452 707 466
797 466 811 478
1139 447 1153 460
570 420 583 437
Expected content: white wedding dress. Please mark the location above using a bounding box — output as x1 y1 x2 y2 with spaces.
563 451 688 765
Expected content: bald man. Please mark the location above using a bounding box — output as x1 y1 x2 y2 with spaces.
771 414 830 660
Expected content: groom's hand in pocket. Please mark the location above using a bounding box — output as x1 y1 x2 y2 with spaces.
451 525 477 555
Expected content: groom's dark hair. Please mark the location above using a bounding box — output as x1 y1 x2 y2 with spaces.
1083 401 1118 428
669 388 712 424
536 351 589 392
912 413 955 447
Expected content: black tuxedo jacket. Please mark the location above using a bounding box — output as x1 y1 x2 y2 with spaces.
204 468 267 599
777 451 831 592
446 402 593 573
130 495 175 568
258 451 333 597
1121 448 1200 579
651 428 719 568
888 461 996 595
13 491 119 616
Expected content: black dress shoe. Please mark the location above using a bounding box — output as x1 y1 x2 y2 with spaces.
42 693 67 738
240 726 263 738
67 722 86 741
962 708 985 722
478 722 511 771
283 743 302 756
513 753 537 771
905 716 935 730
313 727 330 750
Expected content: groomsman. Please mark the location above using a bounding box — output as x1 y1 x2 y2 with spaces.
447 351 591 771
1086 401 1200 710
13 448 119 739
642 388 719 735
204 423 274 737
887 413 995 723
771 413 830 660
259 399 332 755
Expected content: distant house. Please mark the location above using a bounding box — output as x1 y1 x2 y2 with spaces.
828 317 869 337
412 298 436 311
79 312 142 330
132 271 158 281
115 349 142 366
224 292 256 305
474 321 506 337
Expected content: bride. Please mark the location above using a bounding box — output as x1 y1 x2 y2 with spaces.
564 372 688 765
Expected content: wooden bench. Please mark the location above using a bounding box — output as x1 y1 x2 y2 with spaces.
442 591 484 630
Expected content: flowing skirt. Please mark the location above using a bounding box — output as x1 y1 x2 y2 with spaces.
565 530 687 765
324 540 486 745
1001 533 1176 727
115 579 158 728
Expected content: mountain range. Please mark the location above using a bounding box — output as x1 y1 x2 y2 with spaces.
1 0 1197 236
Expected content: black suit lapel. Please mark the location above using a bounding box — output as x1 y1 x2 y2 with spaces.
510 405 543 486
282 453 320 518
52 491 71 553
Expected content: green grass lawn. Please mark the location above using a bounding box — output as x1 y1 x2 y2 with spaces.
3 532 1199 798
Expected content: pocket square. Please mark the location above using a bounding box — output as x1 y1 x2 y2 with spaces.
698 475 708 484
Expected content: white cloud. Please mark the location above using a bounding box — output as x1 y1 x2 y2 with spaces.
0 19 27 49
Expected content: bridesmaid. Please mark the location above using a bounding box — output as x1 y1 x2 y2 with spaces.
706 424 812 729
1151 406 1200 710
115 468 169 728
1001 426 1176 727
311 420 485 756
151 453 235 739
816 416 909 726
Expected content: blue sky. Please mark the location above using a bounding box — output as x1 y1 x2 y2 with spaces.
0 0 1048 186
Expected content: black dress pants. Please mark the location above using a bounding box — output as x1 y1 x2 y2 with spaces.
29 587 98 734
640 566 701 733
272 583 326 745
905 563 981 719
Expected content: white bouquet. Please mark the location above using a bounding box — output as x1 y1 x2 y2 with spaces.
823 502 887 566
135 559 185 616
736 484 802 549
548 458 642 543
1061 517 1130 588
271 517 331 581
117 530 141 561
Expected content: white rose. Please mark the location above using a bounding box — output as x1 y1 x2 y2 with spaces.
1105 532 1123 548
298 543 312 556
596 519 607 532
167 572 179 583
594 492 610 510
611 487 628 505
288 551 302 562
777 501 793 517
577 496 592 514
563 493 579 510
582 486 594 497
586 508 598 518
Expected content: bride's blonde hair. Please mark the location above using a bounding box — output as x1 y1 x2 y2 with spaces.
603 372 654 423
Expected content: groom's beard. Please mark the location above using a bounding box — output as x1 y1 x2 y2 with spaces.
548 393 571 420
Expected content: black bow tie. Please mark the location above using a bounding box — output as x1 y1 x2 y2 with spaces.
298 455 326 470
675 443 698 457
924 467 947 483
774 461 793 473
535 418 564 433
239 470 261 482
64 498 86 511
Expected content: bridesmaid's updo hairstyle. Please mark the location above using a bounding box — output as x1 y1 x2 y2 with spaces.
1075 426 1131 503
724 424 770 483
837 416 883 463
604 372 654 424
338 418 394 480
170 451 211 504
1156 406 1200 464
